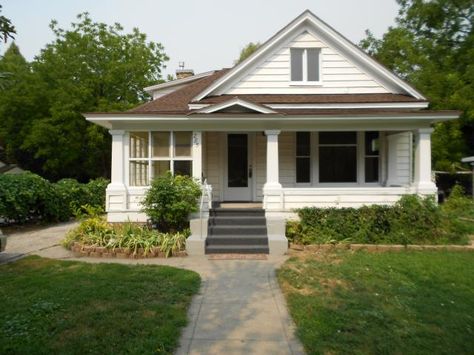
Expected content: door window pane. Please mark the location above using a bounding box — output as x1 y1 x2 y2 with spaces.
290 48 304 81
174 132 192 157
173 161 192 176
228 134 248 187
152 132 170 157
129 161 149 186
129 132 149 158
307 48 320 81
319 146 357 182
152 161 170 178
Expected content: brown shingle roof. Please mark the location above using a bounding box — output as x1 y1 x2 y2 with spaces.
129 69 230 114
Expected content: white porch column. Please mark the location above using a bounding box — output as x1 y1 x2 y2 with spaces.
264 130 282 189
106 130 127 218
413 128 437 193
109 130 126 187
192 131 202 181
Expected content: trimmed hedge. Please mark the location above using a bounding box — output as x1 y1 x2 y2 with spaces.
0 172 109 225
287 191 474 245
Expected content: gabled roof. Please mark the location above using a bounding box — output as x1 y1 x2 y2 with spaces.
194 97 277 114
143 70 215 94
192 10 426 101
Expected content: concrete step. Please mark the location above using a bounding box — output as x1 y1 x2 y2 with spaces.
209 225 267 236
205 245 269 254
210 208 265 217
206 234 269 246
209 216 267 226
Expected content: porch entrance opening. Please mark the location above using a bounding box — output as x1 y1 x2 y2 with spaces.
224 133 253 201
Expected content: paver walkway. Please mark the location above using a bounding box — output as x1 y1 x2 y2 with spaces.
1 224 305 354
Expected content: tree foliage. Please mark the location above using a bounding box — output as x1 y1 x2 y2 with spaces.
0 13 168 181
235 42 260 64
360 0 474 171
0 4 15 43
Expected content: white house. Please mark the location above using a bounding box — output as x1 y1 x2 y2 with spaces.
84 10 459 255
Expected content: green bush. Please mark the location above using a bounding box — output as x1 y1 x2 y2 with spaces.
62 217 189 257
288 194 471 246
142 172 201 232
0 173 69 223
0 173 109 225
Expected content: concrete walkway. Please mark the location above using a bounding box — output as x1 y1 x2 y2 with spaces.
1 224 305 354
0 221 78 264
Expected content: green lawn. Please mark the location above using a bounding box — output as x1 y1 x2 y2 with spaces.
0 256 200 354
278 250 474 355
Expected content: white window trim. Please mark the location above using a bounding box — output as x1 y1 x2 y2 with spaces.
296 131 382 186
128 131 193 186
289 47 322 85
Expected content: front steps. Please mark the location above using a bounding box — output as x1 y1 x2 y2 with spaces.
205 208 269 254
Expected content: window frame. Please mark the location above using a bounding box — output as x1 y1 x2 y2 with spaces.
127 131 193 187
294 131 382 186
295 132 312 185
289 47 322 85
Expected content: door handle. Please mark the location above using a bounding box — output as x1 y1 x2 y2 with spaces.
248 165 253 179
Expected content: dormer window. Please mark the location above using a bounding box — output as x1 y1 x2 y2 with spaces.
290 48 321 83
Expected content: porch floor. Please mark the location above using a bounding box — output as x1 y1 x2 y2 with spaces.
215 202 263 209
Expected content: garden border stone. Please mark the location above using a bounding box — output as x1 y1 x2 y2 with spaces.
290 243 474 252
71 242 187 259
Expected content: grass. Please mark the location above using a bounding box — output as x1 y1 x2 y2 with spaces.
0 256 200 354
278 250 474 355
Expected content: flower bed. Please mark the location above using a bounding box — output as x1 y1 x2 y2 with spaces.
63 217 189 258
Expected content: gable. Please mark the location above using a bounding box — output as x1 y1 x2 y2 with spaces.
227 31 389 95
193 10 426 101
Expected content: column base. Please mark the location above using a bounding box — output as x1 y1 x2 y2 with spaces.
414 182 437 195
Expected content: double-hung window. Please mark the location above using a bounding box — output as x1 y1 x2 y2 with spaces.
129 131 192 186
296 132 311 183
290 48 321 83
364 131 380 183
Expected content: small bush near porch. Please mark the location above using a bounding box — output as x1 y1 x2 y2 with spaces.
286 187 474 245
278 250 474 355
0 256 200 354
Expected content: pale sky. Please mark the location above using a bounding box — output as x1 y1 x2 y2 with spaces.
1 0 399 78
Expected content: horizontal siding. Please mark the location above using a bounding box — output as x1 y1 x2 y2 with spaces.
228 31 389 95
204 132 222 201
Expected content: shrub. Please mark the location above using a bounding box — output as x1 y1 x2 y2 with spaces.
141 172 201 232
0 173 109 225
0 173 69 223
288 194 470 246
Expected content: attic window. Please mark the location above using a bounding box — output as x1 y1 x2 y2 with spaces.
290 48 321 83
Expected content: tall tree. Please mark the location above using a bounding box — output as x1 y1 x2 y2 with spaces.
0 13 168 181
0 4 15 43
235 42 260 64
360 0 474 171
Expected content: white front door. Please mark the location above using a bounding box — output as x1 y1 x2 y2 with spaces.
224 133 253 201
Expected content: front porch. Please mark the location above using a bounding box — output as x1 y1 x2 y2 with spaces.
105 128 437 222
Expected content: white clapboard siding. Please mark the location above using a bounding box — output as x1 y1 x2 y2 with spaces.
386 132 412 186
227 31 389 95
204 132 222 201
